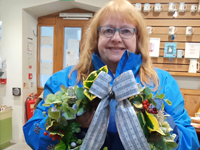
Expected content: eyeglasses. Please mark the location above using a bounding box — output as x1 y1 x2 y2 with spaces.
98 26 137 39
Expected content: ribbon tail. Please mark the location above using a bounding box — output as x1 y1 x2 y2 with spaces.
80 96 110 150
115 100 151 150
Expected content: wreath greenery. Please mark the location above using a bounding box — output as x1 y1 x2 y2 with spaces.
41 66 178 150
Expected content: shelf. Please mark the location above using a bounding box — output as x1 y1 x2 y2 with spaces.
169 72 200 77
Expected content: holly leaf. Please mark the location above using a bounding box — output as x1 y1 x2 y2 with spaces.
164 99 172 106
137 111 146 128
85 71 97 81
97 65 108 74
48 107 60 121
132 101 143 109
84 89 96 101
83 81 94 89
129 94 143 103
54 140 66 150
76 88 85 100
145 111 165 135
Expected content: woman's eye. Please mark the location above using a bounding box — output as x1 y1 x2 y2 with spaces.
121 29 131 34
105 29 114 33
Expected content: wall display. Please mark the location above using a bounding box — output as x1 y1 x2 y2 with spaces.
135 3 142 11
185 43 200 58
143 3 152 12
164 42 177 58
154 3 163 12
169 26 177 35
177 50 184 58
149 38 160 57
168 2 176 12
198 4 200 12
186 26 194 36
188 59 199 73
179 3 187 12
146 26 154 34
190 4 197 12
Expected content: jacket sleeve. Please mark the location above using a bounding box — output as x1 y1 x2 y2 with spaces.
23 66 74 150
163 73 200 150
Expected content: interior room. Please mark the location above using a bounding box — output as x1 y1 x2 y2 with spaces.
0 0 200 149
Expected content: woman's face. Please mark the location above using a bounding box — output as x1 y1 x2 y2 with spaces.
98 18 137 66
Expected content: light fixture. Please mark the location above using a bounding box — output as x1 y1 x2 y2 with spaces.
59 13 93 18
63 17 89 20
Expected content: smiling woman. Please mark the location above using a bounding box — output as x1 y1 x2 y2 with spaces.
23 0 199 150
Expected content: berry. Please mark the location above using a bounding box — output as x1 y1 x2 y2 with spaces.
148 109 152 113
58 136 62 140
49 134 53 138
143 105 147 110
142 101 146 104
44 132 48 136
52 137 56 141
147 103 150 107
153 108 157 111
145 100 149 103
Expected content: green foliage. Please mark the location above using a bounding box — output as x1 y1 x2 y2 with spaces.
103 147 108 150
48 107 60 122
132 101 143 109
143 87 152 99
164 99 172 106
75 88 85 100
129 94 143 103
54 140 66 150
42 65 177 150
62 121 81 149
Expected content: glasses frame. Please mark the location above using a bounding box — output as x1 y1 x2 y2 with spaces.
98 26 137 39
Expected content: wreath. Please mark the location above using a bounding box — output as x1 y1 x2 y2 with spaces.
36 66 178 150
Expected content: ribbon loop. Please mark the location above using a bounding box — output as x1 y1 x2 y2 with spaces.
80 70 151 150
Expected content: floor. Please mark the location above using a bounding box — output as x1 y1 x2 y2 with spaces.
3 142 32 150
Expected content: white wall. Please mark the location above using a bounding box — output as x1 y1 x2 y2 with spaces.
22 9 38 132
0 0 58 143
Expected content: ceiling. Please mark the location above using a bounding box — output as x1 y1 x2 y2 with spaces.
24 0 109 18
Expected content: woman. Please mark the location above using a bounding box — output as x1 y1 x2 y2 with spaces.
23 0 200 149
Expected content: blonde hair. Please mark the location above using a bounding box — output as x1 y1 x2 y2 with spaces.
70 0 159 90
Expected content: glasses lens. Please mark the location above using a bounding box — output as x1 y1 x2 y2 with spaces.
100 27 115 38
120 28 134 38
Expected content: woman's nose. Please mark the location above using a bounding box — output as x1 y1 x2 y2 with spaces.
111 30 122 42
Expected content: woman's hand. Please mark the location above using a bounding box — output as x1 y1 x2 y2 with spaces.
76 111 95 128
75 98 100 128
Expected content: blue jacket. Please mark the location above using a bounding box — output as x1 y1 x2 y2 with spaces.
23 51 199 150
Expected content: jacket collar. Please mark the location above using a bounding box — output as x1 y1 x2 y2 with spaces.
92 50 142 78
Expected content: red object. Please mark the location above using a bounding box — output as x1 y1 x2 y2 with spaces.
26 93 38 122
28 73 33 79
0 78 7 84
